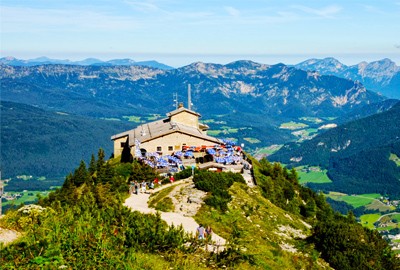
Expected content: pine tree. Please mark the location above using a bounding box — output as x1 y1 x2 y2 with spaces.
72 160 90 187
89 154 96 175
97 148 105 172
98 162 114 184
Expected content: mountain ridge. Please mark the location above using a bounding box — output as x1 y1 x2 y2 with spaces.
1 61 385 118
294 57 400 98
0 56 174 70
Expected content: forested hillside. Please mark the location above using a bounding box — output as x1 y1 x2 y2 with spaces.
0 101 133 180
270 101 400 196
1 152 399 269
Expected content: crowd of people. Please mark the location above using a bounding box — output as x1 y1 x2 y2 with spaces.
129 180 155 195
130 175 176 195
136 139 244 172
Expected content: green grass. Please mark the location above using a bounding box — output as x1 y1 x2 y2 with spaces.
365 200 393 212
360 214 381 229
340 196 375 208
148 185 176 212
306 128 318 134
208 126 239 135
154 197 174 212
146 114 161 121
207 130 222 136
358 193 381 199
376 226 396 231
253 145 283 156
2 191 48 208
202 119 215 123
243 137 261 144
279 121 308 130
122 115 142 123
291 129 319 141
327 192 379 208
389 153 400 166
296 166 332 184
195 183 322 269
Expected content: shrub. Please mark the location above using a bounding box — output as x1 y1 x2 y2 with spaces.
154 197 174 212
193 170 245 212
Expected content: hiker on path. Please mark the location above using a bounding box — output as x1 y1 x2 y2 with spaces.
134 181 139 195
197 224 206 240
130 181 135 194
141 181 147 193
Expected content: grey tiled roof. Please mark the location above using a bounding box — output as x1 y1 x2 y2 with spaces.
111 117 220 146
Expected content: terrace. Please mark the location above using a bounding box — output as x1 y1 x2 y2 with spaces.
137 139 245 174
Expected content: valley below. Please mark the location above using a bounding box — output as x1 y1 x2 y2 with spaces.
1 57 400 263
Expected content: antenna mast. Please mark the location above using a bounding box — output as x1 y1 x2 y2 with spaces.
188 84 192 110
173 93 179 109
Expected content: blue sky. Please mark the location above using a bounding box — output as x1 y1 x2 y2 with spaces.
1 0 399 67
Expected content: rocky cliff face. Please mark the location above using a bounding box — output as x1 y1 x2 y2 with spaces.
0 61 384 120
295 57 400 98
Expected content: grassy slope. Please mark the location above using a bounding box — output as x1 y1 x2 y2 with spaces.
360 214 381 229
296 167 332 184
327 192 381 208
195 183 330 269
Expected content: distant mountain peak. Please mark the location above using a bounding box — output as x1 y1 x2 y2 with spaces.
4 56 17 61
0 56 173 70
295 57 347 73
30 56 53 62
295 57 400 98
225 60 269 70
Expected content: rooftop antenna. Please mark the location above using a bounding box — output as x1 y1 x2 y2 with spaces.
173 93 179 109
188 84 192 110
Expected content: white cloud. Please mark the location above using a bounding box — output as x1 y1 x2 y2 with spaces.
0 6 140 33
224 6 240 17
123 0 162 13
290 4 342 18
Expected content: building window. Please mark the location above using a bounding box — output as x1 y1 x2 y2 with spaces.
157 146 162 152
168 146 173 151
120 142 126 148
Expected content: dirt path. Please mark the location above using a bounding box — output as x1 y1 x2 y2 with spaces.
123 180 226 250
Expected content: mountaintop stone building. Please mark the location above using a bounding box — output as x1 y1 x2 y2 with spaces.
111 103 221 158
